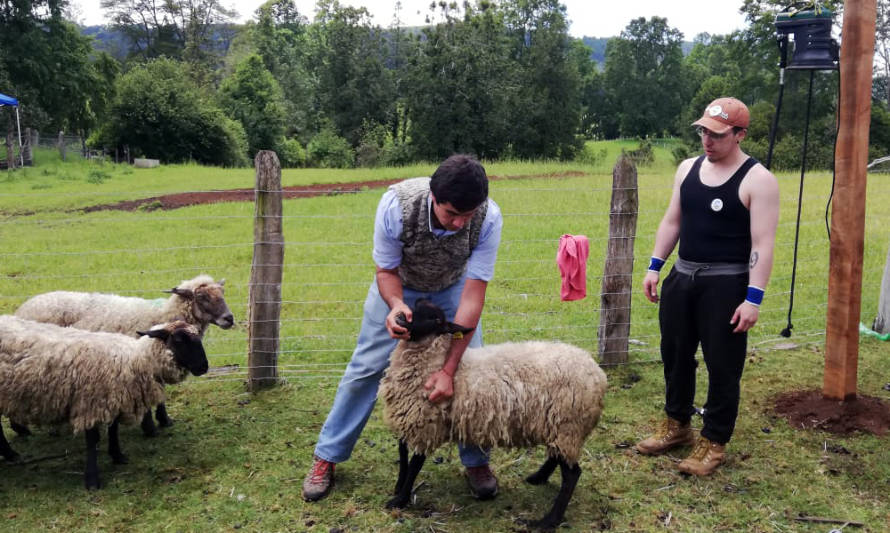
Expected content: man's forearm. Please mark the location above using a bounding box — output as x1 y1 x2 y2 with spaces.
376 267 404 309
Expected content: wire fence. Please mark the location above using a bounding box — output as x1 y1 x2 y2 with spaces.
1 157 888 388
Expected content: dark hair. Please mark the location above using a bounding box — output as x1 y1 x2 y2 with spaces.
429 154 488 212
733 126 746 135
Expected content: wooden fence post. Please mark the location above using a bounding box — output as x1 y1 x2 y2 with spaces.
248 150 284 391
823 0 877 401
599 155 638 365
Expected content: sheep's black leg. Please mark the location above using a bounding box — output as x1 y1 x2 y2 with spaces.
108 419 129 464
529 459 581 531
10 420 31 437
386 451 426 509
155 403 173 427
393 440 409 495
140 410 159 437
84 427 102 490
0 418 21 462
525 456 559 485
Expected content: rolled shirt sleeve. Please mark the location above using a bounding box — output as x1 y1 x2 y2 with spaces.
465 199 502 282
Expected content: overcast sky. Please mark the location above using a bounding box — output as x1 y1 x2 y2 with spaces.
70 0 750 39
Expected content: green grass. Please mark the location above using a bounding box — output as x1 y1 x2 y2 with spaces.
2 145 890 532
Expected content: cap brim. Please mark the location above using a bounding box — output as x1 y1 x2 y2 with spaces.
691 117 733 134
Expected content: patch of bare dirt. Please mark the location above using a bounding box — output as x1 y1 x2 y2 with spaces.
81 171 587 212
773 389 890 435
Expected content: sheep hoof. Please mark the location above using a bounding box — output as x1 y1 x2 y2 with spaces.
2 451 21 463
111 452 129 465
525 472 549 485
84 476 101 491
385 495 410 509
157 417 174 428
527 517 561 531
141 422 159 438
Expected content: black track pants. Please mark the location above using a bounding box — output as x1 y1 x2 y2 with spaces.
658 267 749 444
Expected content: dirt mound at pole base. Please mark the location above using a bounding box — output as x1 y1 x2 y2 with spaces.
773 389 890 435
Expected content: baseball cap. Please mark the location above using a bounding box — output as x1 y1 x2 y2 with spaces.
692 97 750 134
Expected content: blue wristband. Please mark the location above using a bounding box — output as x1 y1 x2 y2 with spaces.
648 256 665 273
745 286 764 306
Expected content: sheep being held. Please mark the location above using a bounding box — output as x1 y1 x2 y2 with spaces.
14 274 232 436
379 299 607 530
0 317 208 490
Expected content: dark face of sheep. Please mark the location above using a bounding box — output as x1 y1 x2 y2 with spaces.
400 299 475 342
170 279 235 329
140 322 209 376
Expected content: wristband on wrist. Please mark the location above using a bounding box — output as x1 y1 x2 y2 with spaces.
745 285 764 306
647 256 666 274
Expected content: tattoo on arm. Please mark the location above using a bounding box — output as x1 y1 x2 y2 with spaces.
750 251 759 269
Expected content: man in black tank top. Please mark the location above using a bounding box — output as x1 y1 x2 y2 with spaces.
635 98 780 476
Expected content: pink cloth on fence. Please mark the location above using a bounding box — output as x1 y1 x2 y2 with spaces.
557 234 589 301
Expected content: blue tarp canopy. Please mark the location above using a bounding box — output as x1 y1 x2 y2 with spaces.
0 91 24 167
0 92 18 106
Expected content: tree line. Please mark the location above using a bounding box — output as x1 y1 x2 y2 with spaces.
1 0 889 170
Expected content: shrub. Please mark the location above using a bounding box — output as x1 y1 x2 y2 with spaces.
277 138 306 168
307 128 354 168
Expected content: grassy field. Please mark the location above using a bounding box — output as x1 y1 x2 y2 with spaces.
1 145 889 532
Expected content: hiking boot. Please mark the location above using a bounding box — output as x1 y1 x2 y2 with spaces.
677 436 726 476
302 456 335 501
466 465 498 500
635 417 695 455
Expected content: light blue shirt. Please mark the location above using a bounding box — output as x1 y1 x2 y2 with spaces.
372 189 503 282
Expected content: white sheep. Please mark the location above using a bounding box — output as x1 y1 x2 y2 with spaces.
0 316 208 490
14 274 232 436
379 299 607 530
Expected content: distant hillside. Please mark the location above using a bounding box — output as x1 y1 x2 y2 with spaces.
580 35 693 69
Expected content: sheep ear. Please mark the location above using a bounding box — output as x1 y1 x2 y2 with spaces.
167 287 194 299
218 278 226 286
445 322 475 336
139 328 171 340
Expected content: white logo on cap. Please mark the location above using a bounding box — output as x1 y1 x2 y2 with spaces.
711 198 723 212
708 105 729 120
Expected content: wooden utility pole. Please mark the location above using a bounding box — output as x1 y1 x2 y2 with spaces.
823 0 877 400
599 155 638 365
248 150 284 391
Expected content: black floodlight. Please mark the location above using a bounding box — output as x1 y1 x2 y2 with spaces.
775 3 839 70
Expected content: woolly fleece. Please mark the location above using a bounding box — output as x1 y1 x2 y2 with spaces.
380 336 607 464
0 317 198 433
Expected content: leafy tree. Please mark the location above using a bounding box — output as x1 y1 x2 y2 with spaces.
94 57 247 166
249 0 317 141
602 17 686 138
503 0 584 159
1 2 112 133
101 0 236 74
218 54 287 158
307 0 395 146
405 1 516 159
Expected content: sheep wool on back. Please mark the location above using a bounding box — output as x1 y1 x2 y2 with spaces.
14 274 227 337
381 336 607 464
0 317 189 433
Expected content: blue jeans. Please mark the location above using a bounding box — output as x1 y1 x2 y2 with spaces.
314 277 489 466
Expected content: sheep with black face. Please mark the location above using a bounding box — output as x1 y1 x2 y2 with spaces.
0 317 208 490
14 274 232 436
379 299 607 530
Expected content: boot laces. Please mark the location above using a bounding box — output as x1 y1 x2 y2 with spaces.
308 459 334 483
689 437 712 462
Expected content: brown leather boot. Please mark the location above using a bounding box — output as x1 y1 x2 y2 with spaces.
677 436 726 476
302 456 336 501
635 417 695 455
466 464 498 500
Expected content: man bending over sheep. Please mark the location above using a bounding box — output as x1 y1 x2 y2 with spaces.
302 154 503 502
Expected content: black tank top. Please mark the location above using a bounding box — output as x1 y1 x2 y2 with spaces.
678 155 758 263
